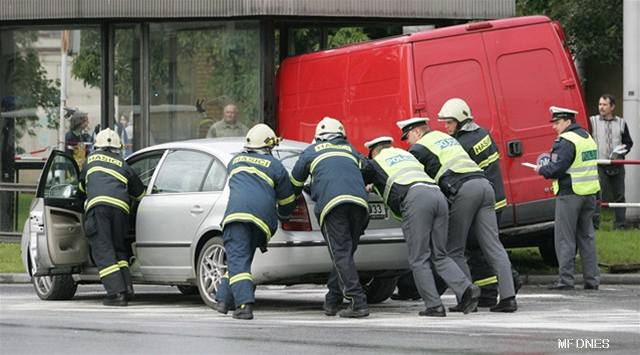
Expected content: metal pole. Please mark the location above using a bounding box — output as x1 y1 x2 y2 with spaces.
59 50 68 151
596 159 640 165
624 0 640 222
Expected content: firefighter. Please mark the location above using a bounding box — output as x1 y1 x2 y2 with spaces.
79 128 145 306
536 107 601 290
362 136 480 316
398 117 517 312
291 117 370 318
438 98 521 308
215 123 296 320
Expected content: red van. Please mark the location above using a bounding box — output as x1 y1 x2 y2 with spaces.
276 16 588 263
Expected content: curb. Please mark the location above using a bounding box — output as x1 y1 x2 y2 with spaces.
1 273 639 285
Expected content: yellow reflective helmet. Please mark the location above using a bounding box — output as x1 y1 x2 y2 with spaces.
438 98 473 123
245 123 281 149
315 116 345 139
94 128 122 149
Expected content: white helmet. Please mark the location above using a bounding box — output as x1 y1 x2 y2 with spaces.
94 128 122 149
315 116 345 139
245 123 281 149
438 98 474 123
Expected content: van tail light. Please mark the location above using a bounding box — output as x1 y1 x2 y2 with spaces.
281 195 312 231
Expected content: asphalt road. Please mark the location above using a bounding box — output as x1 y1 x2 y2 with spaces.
1 283 638 354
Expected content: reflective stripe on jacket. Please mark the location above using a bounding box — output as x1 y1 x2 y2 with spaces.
291 137 368 225
80 150 145 214
362 147 436 218
552 131 600 196
222 151 296 241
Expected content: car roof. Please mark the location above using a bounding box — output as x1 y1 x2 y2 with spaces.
129 137 309 164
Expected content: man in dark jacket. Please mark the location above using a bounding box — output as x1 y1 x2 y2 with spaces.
438 97 521 308
537 107 601 290
79 128 145 306
291 117 370 318
215 123 296 320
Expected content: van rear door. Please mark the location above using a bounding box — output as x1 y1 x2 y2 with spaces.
483 21 586 225
410 32 513 223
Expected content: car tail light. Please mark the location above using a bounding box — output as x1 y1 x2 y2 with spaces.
281 195 312 231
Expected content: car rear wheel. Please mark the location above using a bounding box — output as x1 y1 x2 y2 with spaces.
176 285 200 295
363 276 398 304
196 237 226 308
32 274 77 300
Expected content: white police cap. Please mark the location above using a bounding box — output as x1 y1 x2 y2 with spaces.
549 106 578 122
364 136 394 150
396 117 429 140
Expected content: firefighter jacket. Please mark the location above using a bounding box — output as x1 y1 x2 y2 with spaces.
454 125 507 210
222 151 296 242
291 137 368 226
361 147 437 219
539 123 600 196
408 130 484 197
79 149 145 214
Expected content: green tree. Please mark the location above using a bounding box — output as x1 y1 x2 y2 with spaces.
7 31 60 154
517 0 622 64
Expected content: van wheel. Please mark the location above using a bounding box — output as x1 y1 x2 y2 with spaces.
176 285 200 295
196 237 226 309
538 236 559 267
32 274 77 300
363 276 398 304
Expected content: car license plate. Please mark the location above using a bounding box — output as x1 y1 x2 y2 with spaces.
368 202 387 219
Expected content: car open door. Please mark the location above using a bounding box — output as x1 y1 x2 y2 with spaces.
31 150 88 275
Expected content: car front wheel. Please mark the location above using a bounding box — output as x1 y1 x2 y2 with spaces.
32 274 77 300
196 237 226 308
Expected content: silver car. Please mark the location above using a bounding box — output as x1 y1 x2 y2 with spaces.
21 138 408 307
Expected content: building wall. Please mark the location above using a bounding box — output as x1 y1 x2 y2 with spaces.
584 59 624 118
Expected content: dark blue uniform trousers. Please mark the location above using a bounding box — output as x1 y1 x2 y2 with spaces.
216 222 261 307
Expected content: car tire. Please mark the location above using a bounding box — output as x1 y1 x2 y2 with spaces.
538 235 559 267
176 285 200 296
32 274 77 300
196 237 226 309
363 276 398 304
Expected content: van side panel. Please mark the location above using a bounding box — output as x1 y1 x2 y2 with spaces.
483 22 588 224
410 33 513 221
278 44 412 150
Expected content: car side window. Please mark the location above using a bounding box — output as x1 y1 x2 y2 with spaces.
129 152 164 186
201 159 227 192
153 150 212 193
44 154 79 199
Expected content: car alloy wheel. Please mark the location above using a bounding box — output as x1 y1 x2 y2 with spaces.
196 237 227 308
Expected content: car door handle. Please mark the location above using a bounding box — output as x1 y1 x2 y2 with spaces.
190 205 205 214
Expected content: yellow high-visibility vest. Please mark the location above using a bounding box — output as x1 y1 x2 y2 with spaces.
416 131 482 182
552 131 600 195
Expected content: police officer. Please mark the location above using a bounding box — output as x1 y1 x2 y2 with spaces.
536 107 601 290
291 117 370 318
361 137 480 316
438 98 521 308
79 128 145 306
398 117 517 312
215 124 296 320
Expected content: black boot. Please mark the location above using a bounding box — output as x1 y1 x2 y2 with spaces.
490 296 517 312
232 303 254 320
339 304 369 318
450 285 480 314
125 284 135 302
103 292 128 307
418 305 446 317
216 302 236 315
323 301 342 316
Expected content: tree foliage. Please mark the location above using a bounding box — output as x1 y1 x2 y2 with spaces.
517 0 622 64
7 31 60 154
